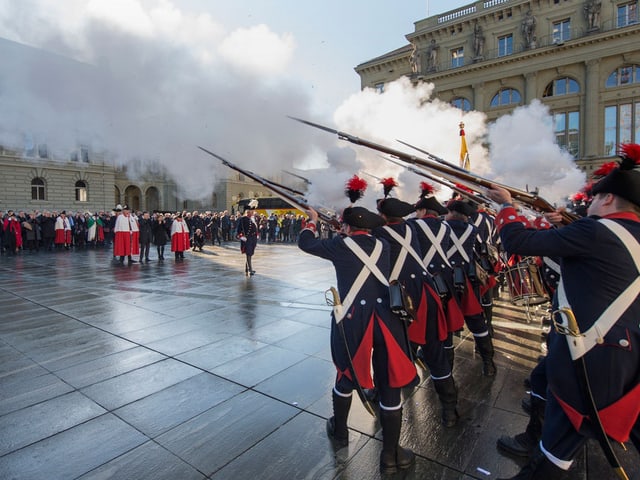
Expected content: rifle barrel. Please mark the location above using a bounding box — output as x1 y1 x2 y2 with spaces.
198 146 339 228
289 117 578 224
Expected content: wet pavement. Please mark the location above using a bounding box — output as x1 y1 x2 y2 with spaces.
0 242 637 479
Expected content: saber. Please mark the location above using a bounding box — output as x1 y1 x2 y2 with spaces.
555 307 629 480
198 146 340 229
326 287 377 416
288 117 578 225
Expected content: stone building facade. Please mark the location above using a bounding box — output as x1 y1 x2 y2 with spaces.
355 0 640 173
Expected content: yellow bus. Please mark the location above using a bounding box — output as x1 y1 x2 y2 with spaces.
236 197 305 217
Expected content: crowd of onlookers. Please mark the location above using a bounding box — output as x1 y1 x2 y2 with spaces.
0 208 328 256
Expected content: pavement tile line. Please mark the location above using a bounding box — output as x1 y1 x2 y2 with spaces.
1 246 635 478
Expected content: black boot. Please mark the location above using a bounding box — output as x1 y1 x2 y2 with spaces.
474 334 497 376
433 376 459 427
497 445 571 479
379 408 415 474
497 396 545 457
326 391 352 447
445 347 455 371
484 305 494 337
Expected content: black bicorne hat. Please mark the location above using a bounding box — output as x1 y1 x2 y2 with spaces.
342 206 386 229
447 200 476 217
591 143 640 207
377 197 415 218
415 196 447 215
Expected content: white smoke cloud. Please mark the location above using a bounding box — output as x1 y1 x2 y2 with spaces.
0 0 322 199
487 100 585 205
304 78 585 212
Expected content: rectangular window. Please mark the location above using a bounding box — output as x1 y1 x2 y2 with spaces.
498 34 513 57
374 82 384 93
553 111 580 157
603 103 640 156
552 19 571 43
618 2 638 27
76 188 88 202
451 47 464 68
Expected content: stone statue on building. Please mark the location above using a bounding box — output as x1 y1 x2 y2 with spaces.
473 22 485 60
409 43 422 75
426 38 439 72
584 0 601 31
521 10 537 49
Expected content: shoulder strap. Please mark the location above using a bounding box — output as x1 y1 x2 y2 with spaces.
557 219 640 360
383 225 425 280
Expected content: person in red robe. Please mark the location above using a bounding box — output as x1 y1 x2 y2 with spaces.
170 212 190 261
113 205 140 265
54 211 72 250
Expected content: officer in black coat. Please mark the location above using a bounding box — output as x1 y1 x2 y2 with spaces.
138 211 153 262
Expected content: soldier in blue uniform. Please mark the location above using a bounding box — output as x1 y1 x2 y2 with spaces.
410 194 466 370
375 197 458 427
444 200 497 376
298 205 418 474
488 143 640 479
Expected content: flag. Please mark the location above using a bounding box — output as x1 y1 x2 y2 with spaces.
459 122 470 170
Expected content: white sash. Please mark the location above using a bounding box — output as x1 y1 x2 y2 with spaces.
383 225 425 281
416 221 451 268
333 237 387 323
445 223 474 263
557 218 640 360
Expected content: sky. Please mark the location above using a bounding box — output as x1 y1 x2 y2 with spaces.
0 0 585 210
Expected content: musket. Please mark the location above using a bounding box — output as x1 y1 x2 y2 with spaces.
288 117 578 225
380 155 491 205
283 169 312 185
198 146 340 229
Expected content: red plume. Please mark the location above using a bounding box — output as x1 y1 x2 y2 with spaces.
571 191 588 202
619 143 640 170
380 177 398 197
345 175 368 203
419 181 435 197
593 161 617 178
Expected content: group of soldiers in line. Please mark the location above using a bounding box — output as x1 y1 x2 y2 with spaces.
298 151 640 479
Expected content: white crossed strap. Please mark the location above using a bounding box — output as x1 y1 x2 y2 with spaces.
383 225 425 281
333 237 388 323
445 223 474 263
556 218 640 360
416 221 451 269
543 256 561 275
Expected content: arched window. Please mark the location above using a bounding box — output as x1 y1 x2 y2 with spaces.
75 181 88 202
451 97 472 111
490 88 521 107
543 77 580 97
606 65 640 87
31 178 46 200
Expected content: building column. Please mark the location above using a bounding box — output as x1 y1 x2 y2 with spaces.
584 59 600 158
524 72 537 103
473 82 485 111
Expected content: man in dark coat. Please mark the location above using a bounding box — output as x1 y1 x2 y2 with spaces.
488 143 640 479
299 205 418 474
138 211 153 262
236 201 259 275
